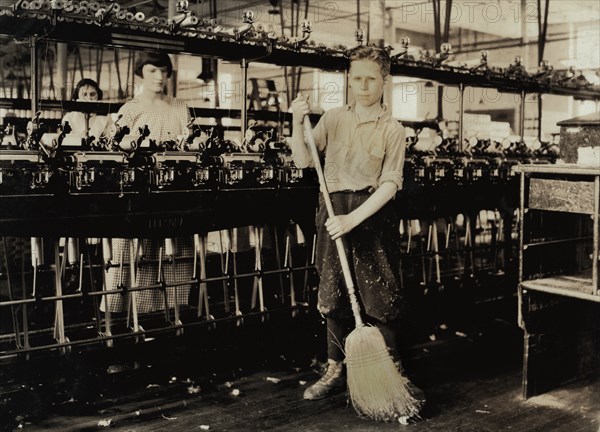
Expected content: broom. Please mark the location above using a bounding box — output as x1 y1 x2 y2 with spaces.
302 117 422 422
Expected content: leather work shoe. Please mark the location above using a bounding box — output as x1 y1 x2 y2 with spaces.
303 360 345 400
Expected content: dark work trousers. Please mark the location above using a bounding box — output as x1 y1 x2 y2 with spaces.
315 190 404 365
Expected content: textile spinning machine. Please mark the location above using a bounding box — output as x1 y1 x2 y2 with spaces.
1 0 598 358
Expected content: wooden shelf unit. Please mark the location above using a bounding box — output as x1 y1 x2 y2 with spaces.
515 164 600 399
517 164 600 299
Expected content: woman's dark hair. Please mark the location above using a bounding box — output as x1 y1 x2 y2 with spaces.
134 51 173 78
72 78 103 101
347 44 391 77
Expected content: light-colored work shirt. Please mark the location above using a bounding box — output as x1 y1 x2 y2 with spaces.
310 102 406 193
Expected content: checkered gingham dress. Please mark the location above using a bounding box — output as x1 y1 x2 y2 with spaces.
101 237 194 314
100 96 194 314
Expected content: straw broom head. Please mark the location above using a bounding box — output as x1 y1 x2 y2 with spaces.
345 325 422 422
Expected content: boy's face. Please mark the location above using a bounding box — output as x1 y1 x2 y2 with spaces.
348 59 386 108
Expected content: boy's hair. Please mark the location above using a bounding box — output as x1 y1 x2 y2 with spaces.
72 78 103 101
134 51 173 78
347 44 391 77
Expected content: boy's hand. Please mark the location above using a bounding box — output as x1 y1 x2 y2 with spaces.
291 93 310 126
325 215 358 240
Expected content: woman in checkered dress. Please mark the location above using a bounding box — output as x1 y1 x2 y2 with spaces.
102 52 193 315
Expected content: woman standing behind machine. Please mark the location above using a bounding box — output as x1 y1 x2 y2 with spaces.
61 78 109 142
116 52 190 144
102 52 194 317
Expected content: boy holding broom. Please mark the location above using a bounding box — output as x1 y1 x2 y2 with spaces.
290 44 424 420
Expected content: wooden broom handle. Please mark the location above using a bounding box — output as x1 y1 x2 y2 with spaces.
303 117 365 328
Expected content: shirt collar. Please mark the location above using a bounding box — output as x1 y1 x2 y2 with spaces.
345 101 391 123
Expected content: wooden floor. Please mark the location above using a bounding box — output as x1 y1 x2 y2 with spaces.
9 367 598 432
1 314 599 432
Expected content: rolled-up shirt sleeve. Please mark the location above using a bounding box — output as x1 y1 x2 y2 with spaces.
378 125 406 190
